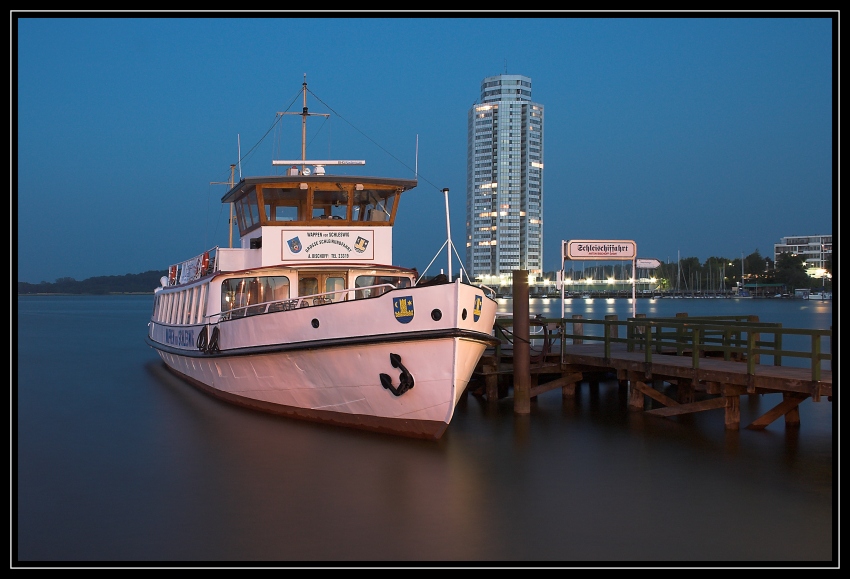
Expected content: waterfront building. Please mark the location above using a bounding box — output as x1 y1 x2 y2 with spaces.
774 234 832 277
466 74 544 285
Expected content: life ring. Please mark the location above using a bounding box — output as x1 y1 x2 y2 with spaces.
168 265 178 285
208 326 220 354
197 326 209 352
201 252 209 274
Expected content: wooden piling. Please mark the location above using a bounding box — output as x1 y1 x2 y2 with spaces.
749 315 760 365
605 314 619 339
571 314 583 344
512 270 530 414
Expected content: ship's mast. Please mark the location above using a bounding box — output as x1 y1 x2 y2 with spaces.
272 75 365 172
211 164 237 248
278 74 329 174
300 77 307 166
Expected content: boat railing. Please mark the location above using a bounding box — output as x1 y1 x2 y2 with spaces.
168 247 219 286
212 282 397 322
478 283 497 299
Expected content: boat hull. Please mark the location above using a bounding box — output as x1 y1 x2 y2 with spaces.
154 335 488 439
147 281 498 439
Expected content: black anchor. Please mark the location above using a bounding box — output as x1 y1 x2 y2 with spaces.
380 353 415 396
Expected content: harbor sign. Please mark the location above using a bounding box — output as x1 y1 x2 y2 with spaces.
564 240 636 261
635 258 662 269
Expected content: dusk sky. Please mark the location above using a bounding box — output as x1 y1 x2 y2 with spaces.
15 14 835 284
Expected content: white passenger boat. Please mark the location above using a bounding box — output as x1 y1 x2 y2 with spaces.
146 79 498 440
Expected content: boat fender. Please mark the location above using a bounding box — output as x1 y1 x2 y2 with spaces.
208 326 221 354
380 353 415 396
197 326 209 352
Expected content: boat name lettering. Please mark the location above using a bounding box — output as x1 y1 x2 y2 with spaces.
165 328 194 347
306 231 350 238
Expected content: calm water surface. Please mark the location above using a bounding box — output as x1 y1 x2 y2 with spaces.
15 296 835 565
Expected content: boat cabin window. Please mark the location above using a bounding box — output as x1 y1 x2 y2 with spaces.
312 188 349 221
298 276 318 299
354 275 411 299
261 186 304 222
298 272 348 304
221 275 290 318
353 189 396 223
325 276 345 299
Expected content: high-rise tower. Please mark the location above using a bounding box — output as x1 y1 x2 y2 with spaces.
466 74 544 284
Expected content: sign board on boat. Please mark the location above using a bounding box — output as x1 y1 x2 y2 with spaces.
564 240 637 261
635 258 662 269
282 229 375 261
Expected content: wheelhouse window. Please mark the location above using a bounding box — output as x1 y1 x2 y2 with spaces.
235 190 261 232
260 186 304 222
353 189 396 223
311 188 349 221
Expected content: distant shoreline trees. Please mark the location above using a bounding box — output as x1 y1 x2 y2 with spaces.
17 271 166 295
16 251 832 296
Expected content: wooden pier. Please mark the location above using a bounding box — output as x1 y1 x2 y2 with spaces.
470 312 833 431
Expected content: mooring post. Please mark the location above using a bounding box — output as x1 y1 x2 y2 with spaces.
748 314 761 365
634 312 647 352
513 269 530 414
605 314 619 340
572 314 583 344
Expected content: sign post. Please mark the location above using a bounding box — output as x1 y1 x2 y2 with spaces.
560 241 567 319
636 258 662 269
634 258 662 314
564 240 638 318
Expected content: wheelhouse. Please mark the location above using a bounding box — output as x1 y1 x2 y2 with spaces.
222 175 417 236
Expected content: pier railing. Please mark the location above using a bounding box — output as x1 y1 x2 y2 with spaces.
494 315 832 383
